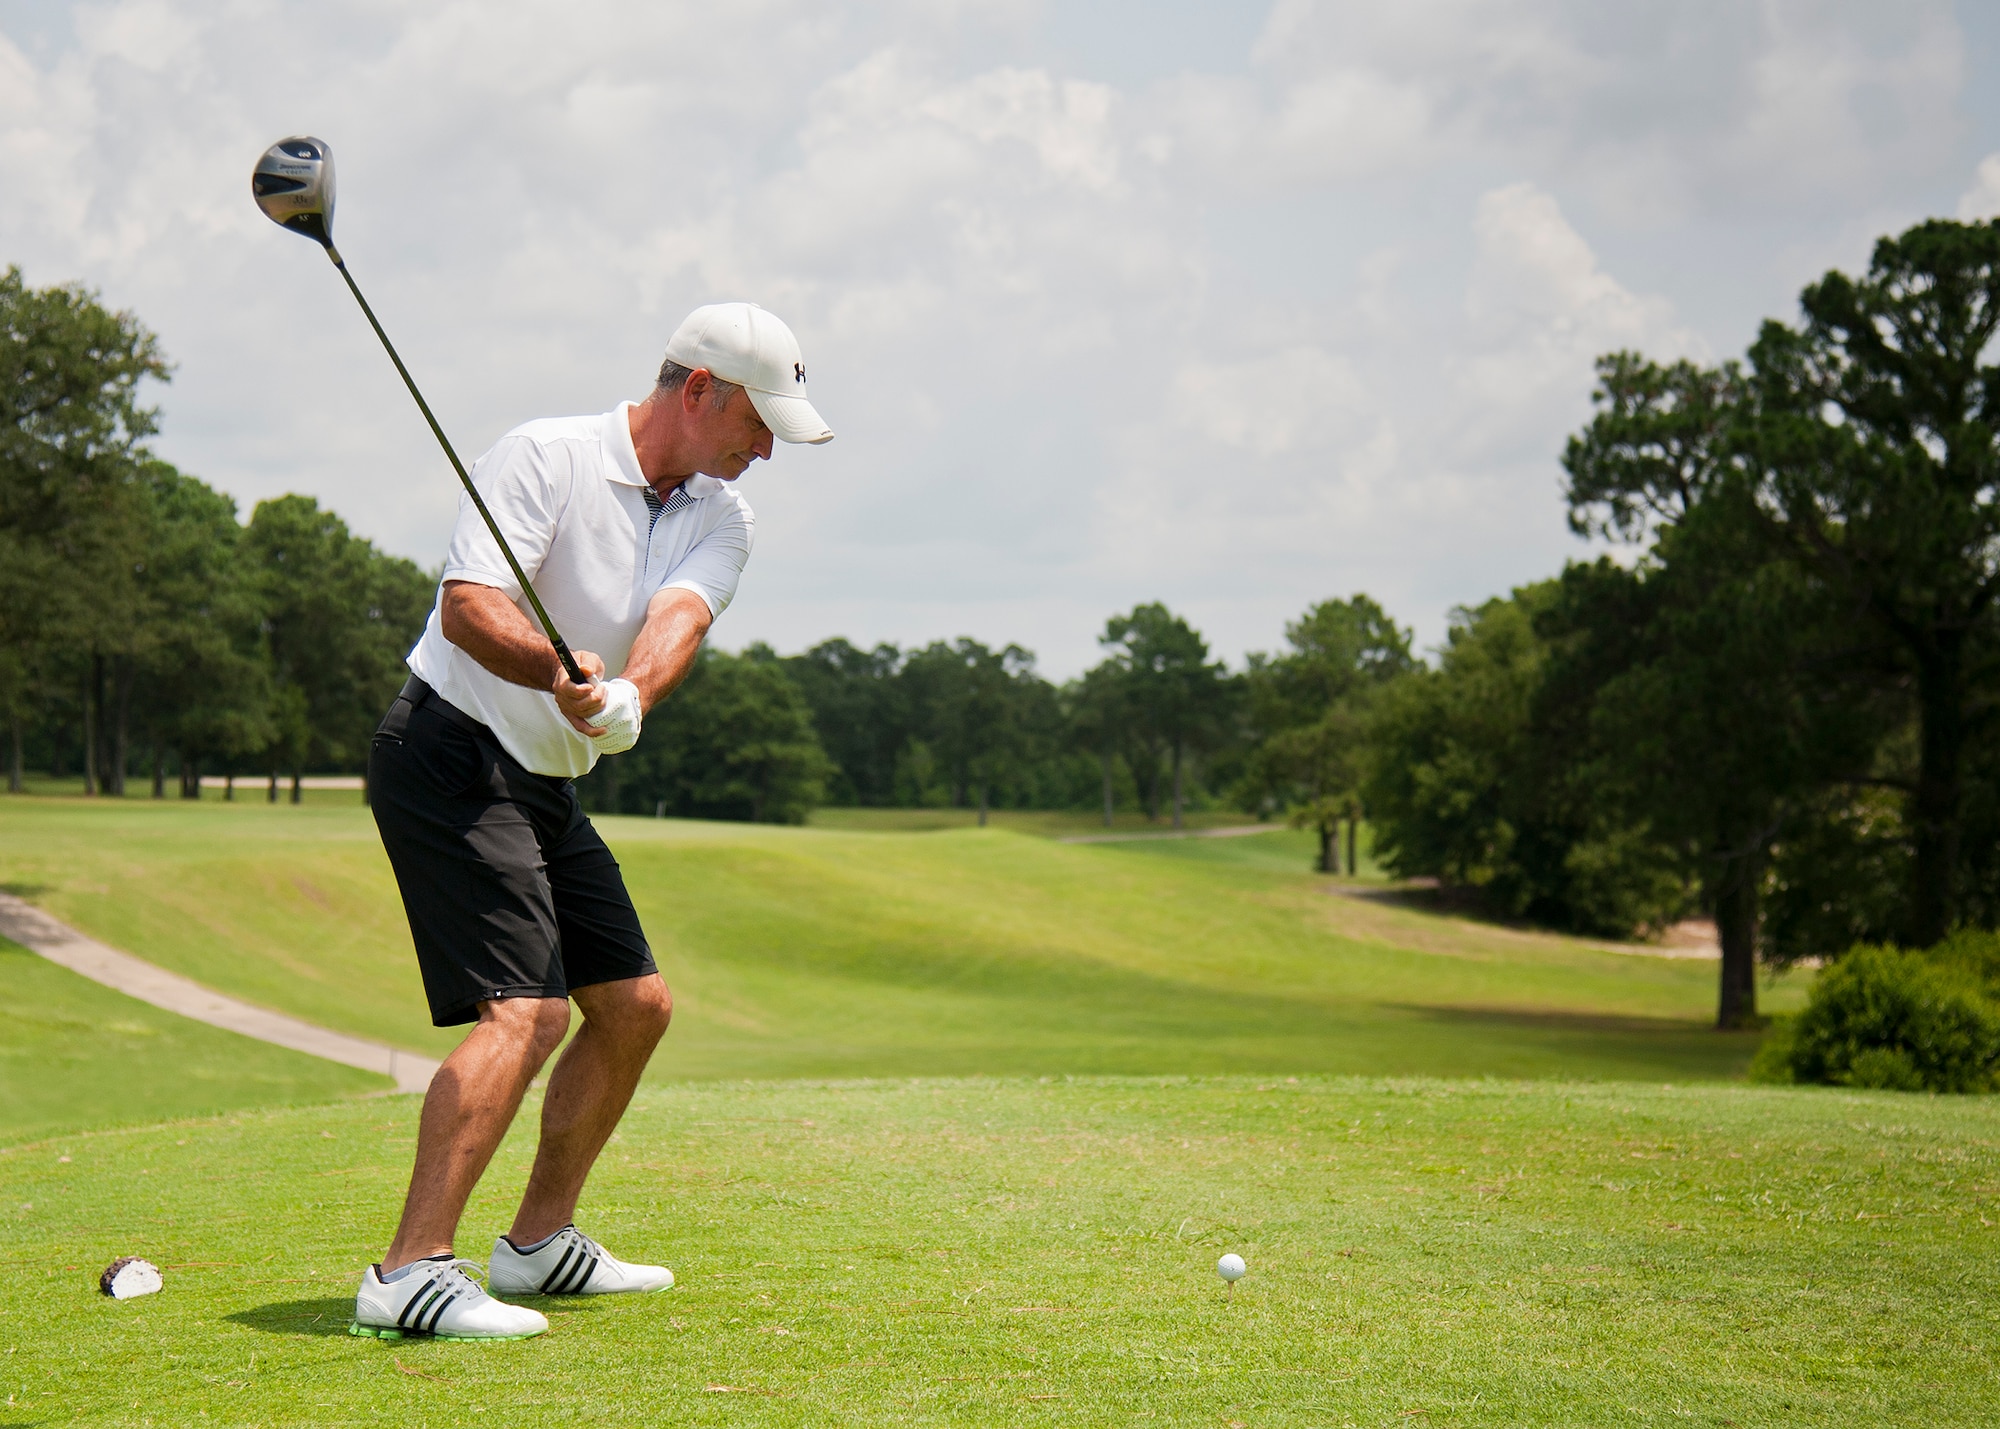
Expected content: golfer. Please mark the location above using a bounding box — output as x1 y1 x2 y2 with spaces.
351 303 832 1341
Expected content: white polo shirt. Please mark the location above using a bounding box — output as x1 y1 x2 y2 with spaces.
406 402 755 777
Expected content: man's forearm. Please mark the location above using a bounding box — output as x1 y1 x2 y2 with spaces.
619 589 713 713
440 581 578 690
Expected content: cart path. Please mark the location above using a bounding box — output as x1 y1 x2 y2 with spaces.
0 890 438 1093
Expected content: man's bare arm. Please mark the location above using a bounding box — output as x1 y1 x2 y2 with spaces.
619 588 714 714
439 580 712 733
440 580 607 733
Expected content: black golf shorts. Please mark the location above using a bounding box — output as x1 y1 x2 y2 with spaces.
369 676 656 1027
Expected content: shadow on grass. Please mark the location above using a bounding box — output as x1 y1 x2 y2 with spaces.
228 1294 611 1340
1336 881 1698 951
507 1295 612 1319
226 1296 356 1337
1392 1003 1757 1080
1336 879 1509 918
1397 1004 1723 1037
0 882 51 899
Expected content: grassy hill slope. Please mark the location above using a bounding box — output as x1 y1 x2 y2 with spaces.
0 937 388 1142
3 1076 1993 1426
0 798 1795 1083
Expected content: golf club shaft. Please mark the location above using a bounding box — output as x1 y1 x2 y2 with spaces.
322 247 588 688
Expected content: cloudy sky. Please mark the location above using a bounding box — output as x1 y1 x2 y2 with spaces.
5 1 1999 676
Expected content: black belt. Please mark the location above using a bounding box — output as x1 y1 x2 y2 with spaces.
396 675 492 738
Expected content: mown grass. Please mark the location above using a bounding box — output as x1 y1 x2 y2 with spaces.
2 1075 1995 1426
0 798 1979 1426
805 805 1277 838
0 937 387 1143
0 798 1800 1084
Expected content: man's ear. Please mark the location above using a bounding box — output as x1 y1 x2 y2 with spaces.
680 369 713 412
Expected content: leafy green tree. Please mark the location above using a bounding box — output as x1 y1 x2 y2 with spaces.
1364 588 1684 937
1099 603 1231 828
1539 544 1869 1024
782 639 906 805
127 464 273 797
1242 595 1414 872
1364 594 1547 903
1262 704 1368 874
1738 219 2000 945
0 267 167 792
1252 595 1415 727
1067 660 1131 827
243 496 432 798
588 646 832 823
782 637 1085 816
899 639 1049 824
1761 785 1910 961
1560 355 1883 1024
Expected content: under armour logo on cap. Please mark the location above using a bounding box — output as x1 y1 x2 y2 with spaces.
794 362 806 383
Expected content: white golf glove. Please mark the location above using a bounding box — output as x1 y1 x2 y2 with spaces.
584 677 643 755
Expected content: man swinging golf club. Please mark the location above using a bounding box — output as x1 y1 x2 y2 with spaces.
352 302 834 1341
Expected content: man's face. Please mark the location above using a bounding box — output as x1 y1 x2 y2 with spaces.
687 378 774 481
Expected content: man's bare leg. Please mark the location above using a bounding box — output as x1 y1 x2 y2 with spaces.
381 996 571 1273
508 973 673 1245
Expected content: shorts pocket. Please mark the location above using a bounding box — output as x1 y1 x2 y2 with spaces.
413 712 492 799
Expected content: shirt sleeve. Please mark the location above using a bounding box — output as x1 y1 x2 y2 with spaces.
660 495 755 618
439 435 565 599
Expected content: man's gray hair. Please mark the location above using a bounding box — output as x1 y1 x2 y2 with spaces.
655 358 743 406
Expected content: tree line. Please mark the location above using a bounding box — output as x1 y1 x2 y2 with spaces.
576 593 1414 858
0 267 433 799
13 218 1999 1038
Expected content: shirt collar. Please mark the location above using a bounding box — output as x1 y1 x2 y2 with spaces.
605 402 647 486
605 401 723 500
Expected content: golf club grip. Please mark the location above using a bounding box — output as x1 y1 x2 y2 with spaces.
326 253 589 689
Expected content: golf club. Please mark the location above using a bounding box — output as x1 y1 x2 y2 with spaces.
251 135 589 688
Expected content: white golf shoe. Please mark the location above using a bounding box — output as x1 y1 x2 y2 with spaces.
351 1256 548 1341
489 1225 674 1297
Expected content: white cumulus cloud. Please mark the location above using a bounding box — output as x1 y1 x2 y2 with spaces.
0 0 1984 672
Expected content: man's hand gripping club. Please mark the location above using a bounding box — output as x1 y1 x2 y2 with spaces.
441 581 714 747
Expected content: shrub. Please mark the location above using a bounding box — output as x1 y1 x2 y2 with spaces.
1930 928 2000 992
1746 1016 1797 1084
1785 943 2000 1094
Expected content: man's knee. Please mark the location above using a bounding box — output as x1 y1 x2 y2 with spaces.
636 976 673 1040
578 974 672 1045
479 996 571 1061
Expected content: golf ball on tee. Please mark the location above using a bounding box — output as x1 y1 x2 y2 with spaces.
1217 1253 1247 1283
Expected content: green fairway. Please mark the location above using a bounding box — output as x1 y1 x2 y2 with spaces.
0 936 388 1143
0 796 1799 1083
3 1075 1994 1426
0 798 1980 1427
806 805 1276 837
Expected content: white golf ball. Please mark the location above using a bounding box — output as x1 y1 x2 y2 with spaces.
1216 1253 1247 1283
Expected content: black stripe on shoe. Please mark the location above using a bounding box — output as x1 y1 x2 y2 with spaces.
425 1293 459 1333
539 1245 576 1294
402 1283 444 1330
568 1256 598 1294
393 1279 428 1328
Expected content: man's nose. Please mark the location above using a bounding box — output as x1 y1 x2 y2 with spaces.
752 430 775 460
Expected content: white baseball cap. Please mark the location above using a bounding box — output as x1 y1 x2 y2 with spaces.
663 302 833 445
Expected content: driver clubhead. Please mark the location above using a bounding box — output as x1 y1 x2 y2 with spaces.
252 136 335 246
